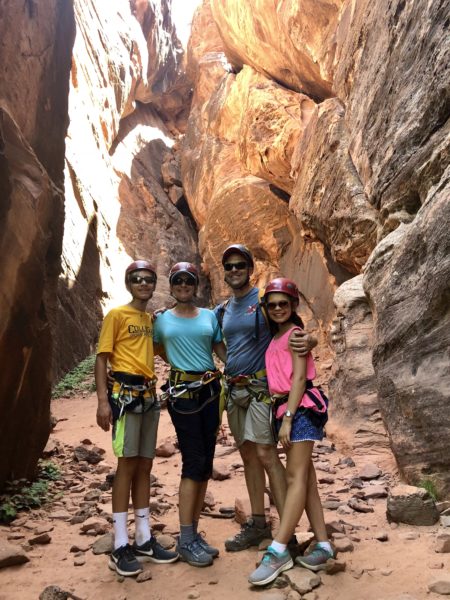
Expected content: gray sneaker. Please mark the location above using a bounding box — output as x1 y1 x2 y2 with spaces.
296 545 334 571
225 519 271 552
176 538 213 567
196 532 219 558
248 547 293 586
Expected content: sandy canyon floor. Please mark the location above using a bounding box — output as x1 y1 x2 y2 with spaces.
0 389 448 600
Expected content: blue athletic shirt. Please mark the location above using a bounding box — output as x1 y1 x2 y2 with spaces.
153 308 222 372
214 287 272 377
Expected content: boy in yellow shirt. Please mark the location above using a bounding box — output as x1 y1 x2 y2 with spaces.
95 260 178 576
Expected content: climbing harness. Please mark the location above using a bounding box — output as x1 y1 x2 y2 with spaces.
223 369 271 409
110 371 157 419
160 369 222 415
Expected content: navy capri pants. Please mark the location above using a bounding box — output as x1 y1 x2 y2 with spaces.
167 378 220 482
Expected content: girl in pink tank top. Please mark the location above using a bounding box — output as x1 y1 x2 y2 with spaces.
248 278 333 587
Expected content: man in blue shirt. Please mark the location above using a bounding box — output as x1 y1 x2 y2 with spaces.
216 244 317 551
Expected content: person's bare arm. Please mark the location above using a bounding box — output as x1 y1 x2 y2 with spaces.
278 340 307 451
288 329 317 356
213 341 227 364
95 353 112 431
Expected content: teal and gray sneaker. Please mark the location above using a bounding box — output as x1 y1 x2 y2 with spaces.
109 544 143 577
133 537 179 563
248 546 293 586
195 532 219 558
296 545 334 571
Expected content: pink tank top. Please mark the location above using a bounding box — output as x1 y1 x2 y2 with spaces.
265 326 316 395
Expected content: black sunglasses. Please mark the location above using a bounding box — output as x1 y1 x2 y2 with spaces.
266 300 290 310
130 275 156 285
172 276 196 286
224 261 248 271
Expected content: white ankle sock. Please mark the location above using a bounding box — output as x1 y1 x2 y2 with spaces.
113 512 129 550
270 540 287 554
317 541 333 555
134 507 151 546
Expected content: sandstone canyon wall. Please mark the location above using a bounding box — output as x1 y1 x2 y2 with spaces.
56 0 201 379
181 0 450 491
0 0 75 485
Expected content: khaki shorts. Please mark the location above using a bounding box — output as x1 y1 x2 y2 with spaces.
112 402 160 459
226 394 274 447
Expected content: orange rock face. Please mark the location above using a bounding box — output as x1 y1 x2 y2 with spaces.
290 98 378 273
210 0 344 100
0 2 75 487
181 0 450 489
59 0 201 378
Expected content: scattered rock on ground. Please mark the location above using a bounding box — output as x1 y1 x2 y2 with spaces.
435 533 450 553
39 585 83 600
358 464 382 480
324 558 346 574
287 567 321 594
29 533 52 545
155 534 176 549
91 532 113 555
136 569 153 583
202 490 215 510
333 537 354 553
387 485 439 525
348 498 374 513
212 463 231 480
155 441 177 458
0 542 30 568
428 576 450 595
363 485 388 499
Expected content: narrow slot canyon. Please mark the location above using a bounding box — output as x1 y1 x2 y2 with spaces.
0 1 449 598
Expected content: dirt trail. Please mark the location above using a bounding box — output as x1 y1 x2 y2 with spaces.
0 391 447 600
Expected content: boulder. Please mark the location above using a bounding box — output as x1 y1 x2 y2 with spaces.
364 183 450 494
387 485 439 526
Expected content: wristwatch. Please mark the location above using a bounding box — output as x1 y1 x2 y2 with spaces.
284 410 293 418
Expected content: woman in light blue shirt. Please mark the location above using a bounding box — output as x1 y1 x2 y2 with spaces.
153 262 226 568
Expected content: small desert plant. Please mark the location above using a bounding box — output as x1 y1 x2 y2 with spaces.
418 478 438 501
52 354 96 398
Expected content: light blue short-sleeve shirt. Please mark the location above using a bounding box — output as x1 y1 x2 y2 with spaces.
153 308 222 372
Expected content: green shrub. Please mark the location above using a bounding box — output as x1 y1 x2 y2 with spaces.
52 354 96 398
0 460 61 524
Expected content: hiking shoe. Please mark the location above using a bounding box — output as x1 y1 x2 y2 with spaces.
108 544 143 577
196 532 219 558
176 538 213 567
248 547 293 586
133 537 179 564
296 545 334 571
225 518 271 552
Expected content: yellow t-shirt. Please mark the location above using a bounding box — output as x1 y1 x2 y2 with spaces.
97 305 155 380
